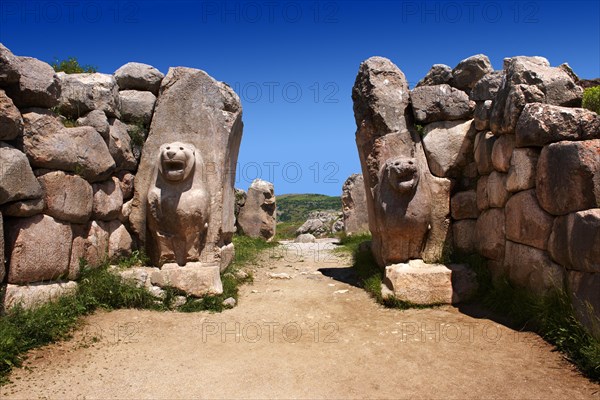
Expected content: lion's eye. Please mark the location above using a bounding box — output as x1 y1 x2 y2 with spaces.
180 147 184 150
166 147 170 150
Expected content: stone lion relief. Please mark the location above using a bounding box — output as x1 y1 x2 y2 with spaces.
374 156 431 263
147 142 210 266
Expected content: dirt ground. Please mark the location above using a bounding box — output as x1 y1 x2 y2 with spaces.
1 239 599 399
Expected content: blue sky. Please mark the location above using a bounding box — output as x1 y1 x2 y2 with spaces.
1 0 598 196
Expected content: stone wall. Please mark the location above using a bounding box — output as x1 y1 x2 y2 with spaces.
353 54 599 335
0 44 241 308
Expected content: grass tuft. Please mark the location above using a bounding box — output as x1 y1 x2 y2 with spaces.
0 235 273 384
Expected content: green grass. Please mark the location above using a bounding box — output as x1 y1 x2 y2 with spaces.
582 86 600 114
0 235 276 384
51 56 98 74
337 234 433 309
481 278 600 382
277 193 341 223
274 221 303 241
340 239 600 381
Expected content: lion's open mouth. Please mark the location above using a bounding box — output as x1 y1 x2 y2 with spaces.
164 159 186 173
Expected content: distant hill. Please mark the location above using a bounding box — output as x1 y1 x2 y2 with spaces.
276 194 341 223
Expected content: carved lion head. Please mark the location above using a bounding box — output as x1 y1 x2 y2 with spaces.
158 142 197 182
384 157 419 193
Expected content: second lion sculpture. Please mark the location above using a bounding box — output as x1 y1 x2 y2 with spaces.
147 141 210 266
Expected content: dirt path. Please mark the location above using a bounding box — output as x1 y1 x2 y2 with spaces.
2 239 599 399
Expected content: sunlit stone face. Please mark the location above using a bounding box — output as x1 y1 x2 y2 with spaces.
385 157 419 193
158 142 196 182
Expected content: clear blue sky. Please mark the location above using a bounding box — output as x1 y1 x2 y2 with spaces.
1 0 598 196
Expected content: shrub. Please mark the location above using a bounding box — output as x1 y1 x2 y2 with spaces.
51 57 98 74
582 86 600 114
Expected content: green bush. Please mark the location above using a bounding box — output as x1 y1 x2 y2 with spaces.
51 57 98 74
582 86 600 114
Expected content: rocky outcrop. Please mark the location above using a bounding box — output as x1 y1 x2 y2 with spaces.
37 170 93 224
22 109 115 182
411 84 474 123
0 89 23 140
416 64 452 87
0 143 43 205
536 140 600 216
237 179 276 241
451 54 493 92
57 72 120 118
6 214 72 284
341 174 369 235
3 54 60 108
119 90 156 125
114 62 164 95
353 57 451 266
422 119 475 178
296 210 344 238
516 103 600 147
490 56 583 135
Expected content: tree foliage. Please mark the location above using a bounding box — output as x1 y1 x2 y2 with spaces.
51 56 98 74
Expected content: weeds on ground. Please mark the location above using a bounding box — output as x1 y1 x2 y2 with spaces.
0 235 275 384
338 235 435 310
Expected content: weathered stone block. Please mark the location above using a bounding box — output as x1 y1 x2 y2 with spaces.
384 260 478 305
505 190 554 250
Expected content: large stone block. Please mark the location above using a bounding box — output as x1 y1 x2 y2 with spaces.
416 64 452 87
150 263 223 297
505 190 554 250
354 57 451 266
473 131 496 175
411 84 474 123
0 143 43 206
37 171 93 224
114 62 164 95
384 260 478 305
107 118 137 172
6 214 72 284
3 282 78 310
486 171 510 208
119 90 156 125
92 177 124 221
476 175 489 211
451 54 494 92
341 174 370 235
470 71 503 102
474 100 492 131
516 103 600 147
536 140 600 215
422 119 475 178
0 43 20 85
57 72 120 118
1 198 44 217
505 240 564 295
22 109 115 182
451 190 479 220
77 110 110 140
0 88 23 140
452 219 477 254
491 134 515 173
4 56 60 108
237 179 276 241
475 208 505 260
548 209 600 273
490 56 583 135
506 147 539 192
130 67 243 272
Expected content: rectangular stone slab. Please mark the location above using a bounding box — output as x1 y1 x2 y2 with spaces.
384 260 477 305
